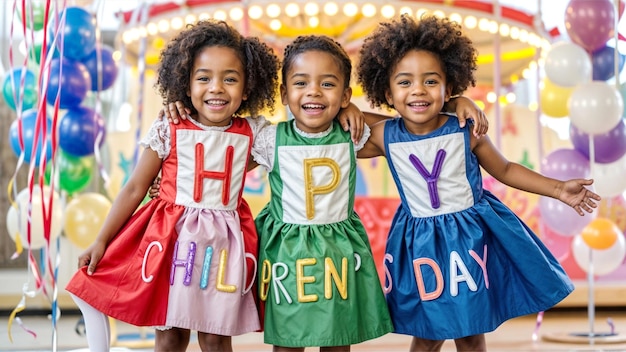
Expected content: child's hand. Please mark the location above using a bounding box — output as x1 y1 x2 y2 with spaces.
449 96 488 138
148 177 161 199
159 101 191 124
78 242 107 276
337 102 365 144
559 179 601 216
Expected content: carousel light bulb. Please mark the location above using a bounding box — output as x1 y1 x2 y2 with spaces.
499 23 510 37
528 102 538 112
361 3 376 17
510 26 520 40
171 17 183 30
309 16 319 27
122 31 134 44
138 26 147 38
324 2 339 16
519 29 529 43
488 20 498 34
214 10 227 21
158 19 170 33
230 7 244 21
506 92 516 103
486 92 497 104
464 15 477 29
433 10 445 18
416 8 429 18
399 6 412 17
112 50 122 61
285 3 300 17
343 3 358 17
529 61 537 71
199 13 210 20
270 19 282 30
449 13 462 24
522 68 531 79
147 22 158 36
267 4 281 18
478 18 490 32
249 5 263 19
381 5 395 18
304 3 319 16
185 14 196 24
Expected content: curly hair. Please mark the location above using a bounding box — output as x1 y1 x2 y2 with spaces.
155 20 280 117
282 35 352 89
357 15 477 110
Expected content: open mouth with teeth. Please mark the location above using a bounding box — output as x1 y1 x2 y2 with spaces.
205 99 228 106
302 103 325 111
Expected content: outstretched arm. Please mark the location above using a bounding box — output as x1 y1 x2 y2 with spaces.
444 96 488 138
472 134 600 214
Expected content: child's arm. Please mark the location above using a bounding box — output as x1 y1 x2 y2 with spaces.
444 96 488 138
472 134 601 215
79 148 162 275
357 121 386 159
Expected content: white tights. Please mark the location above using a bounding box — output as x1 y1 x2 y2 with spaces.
70 293 111 352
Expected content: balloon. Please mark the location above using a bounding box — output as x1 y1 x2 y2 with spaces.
590 153 626 198
564 0 615 52
46 58 91 109
64 193 111 249
5 186 63 249
81 46 119 91
572 233 626 276
45 151 94 194
2 67 38 112
621 81 626 108
540 148 590 180
591 45 625 81
539 196 596 236
544 42 592 87
581 218 620 250
50 7 96 60
58 106 106 157
9 109 53 165
568 81 623 135
539 78 574 118
15 1 48 31
570 119 626 164
540 224 573 262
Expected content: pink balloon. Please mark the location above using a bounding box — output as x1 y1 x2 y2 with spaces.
540 148 590 180
564 0 615 52
539 196 596 236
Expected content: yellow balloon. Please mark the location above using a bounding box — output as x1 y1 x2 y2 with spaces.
64 192 112 249
540 78 574 118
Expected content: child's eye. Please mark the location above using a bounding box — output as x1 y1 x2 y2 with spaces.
293 81 306 87
197 77 209 82
322 82 336 88
398 80 411 87
425 79 438 86
225 77 238 84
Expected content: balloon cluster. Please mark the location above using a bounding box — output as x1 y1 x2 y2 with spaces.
4 5 117 250
539 0 626 276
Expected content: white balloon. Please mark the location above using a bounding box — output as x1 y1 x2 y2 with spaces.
544 42 592 87
590 154 626 198
572 233 626 276
569 81 624 135
5 185 64 249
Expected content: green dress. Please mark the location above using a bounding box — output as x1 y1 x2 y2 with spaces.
255 120 393 347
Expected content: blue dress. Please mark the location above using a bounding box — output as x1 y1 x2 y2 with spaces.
383 116 574 340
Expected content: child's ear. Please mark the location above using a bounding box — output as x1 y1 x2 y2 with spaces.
385 90 393 106
445 86 453 102
341 87 352 108
280 84 288 105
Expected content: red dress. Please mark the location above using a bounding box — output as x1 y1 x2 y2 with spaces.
66 117 260 335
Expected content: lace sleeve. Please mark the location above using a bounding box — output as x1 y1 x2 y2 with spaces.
353 123 372 154
139 118 171 159
247 116 275 171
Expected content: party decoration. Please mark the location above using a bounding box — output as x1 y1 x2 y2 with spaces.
58 105 106 157
540 224 573 262
590 154 626 198
46 58 91 109
9 109 53 165
591 45 625 81
45 151 94 194
572 232 626 276
82 46 119 91
64 193 111 249
581 218 620 250
50 6 96 60
538 196 596 236
568 81 623 135
540 148 590 180
2 67 38 112
621 81 626 108
564 0 615 52
539 78 573 118
544 41 592 87
5 186 64 249
16 0 48 31
570 119 626 164
598 195 626 232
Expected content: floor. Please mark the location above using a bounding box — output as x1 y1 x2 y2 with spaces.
2 308 626 351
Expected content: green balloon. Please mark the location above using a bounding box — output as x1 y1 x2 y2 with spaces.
45 152 94 194
16 1 47 31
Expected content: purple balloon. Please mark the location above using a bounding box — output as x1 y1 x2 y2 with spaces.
570 119 626 164
541 148 590 180
565 0 615 52
592 45 625 81
81 46 119 91
46 58 91 109
539 196 594 236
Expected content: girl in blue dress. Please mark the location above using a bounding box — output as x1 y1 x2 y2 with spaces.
356 15 601 351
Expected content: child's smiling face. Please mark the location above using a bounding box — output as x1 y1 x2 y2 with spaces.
280 50 351 134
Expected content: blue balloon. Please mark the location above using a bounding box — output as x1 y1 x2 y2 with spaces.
59 106 106 157
592 45 625 81
50 7 96 60
2 67 38 112
9 109 53 165
81 46 119 91
46 58 91 109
